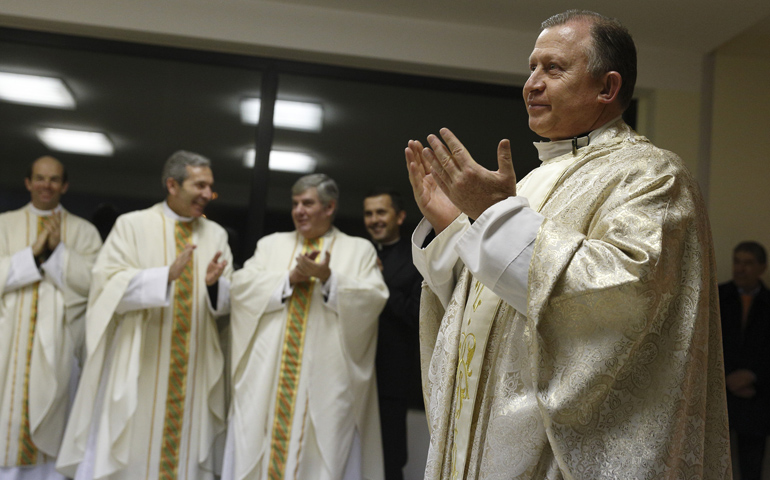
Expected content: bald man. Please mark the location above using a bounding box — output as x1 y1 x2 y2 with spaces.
0 156 102 479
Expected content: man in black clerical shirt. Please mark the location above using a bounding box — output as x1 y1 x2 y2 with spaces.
363 189 423 480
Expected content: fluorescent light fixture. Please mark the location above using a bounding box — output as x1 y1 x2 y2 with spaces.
243 148 317 173
240 98 323 132
0 72 76 109
37 128 114 156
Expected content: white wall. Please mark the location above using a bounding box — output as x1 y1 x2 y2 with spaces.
0 0 702 91
708 35 770 284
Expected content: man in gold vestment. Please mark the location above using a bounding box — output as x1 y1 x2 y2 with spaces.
405 10 731 479
1 156 102 480
57 151 233 480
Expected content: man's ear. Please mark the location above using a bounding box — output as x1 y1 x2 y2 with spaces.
598 71 622 105
396 210 406 226
61 181 69 195
325 199 337 218
166 177 179 196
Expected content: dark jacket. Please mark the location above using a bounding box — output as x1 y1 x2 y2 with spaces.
374 237 423 402
720 280 770 435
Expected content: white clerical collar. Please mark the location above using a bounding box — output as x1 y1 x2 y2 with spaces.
28 203 62 217
533 116 623 162
375 236 401 251
162 201 195 222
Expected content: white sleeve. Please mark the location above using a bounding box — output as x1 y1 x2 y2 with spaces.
455 196 544 315
4 247 43 292
320 271 338 313
411 214 469 309
115 266 173 314
264 273 292 314
41 242 66 290
207 276 231 315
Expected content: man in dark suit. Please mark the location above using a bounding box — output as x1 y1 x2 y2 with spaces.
720 241 770 480
363 189 423 480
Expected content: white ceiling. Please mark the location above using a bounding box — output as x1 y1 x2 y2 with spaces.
1 0 769 92
253 0 770 54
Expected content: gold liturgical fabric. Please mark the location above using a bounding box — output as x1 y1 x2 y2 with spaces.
447 144 580 479
417 121 731 479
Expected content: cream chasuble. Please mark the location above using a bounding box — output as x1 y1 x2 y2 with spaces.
56 203 233 480
227 228 388 480
447 152 579 479
0 205 102 474
415 120 731 479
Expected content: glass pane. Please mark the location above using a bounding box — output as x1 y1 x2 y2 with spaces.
266 73 541 238
0 38 262 258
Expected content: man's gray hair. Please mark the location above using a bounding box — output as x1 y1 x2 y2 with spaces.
542 10 637 111
161 150 211 193
292 173 339 207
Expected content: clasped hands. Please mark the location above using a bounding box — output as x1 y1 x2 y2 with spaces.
726 369 758 399
290 250 331 286
405 128 517 234
32 212 62 259
169 246 228 286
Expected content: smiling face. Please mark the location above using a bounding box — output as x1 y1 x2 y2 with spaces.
523 21 612 141
363 194 405 244
25 156 68 210
166 165 214 218
292 187 335 240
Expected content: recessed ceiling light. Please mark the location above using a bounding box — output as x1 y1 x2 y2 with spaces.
37 128 114 156
0 72 76 109
243 148 317 173
240 98 323 132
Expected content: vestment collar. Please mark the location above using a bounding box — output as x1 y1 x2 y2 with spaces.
374 236 401 251
162 201 195 222
27 202 62 216
533 116 623 162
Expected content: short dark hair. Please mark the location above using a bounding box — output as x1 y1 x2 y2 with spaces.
364 188 404 213
27 156 68 184
161 150 211 194
734 241 767 265
542 10 637 111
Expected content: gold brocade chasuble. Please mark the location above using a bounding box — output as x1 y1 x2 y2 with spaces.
449 152 581 479
419 121 731 480
159 220 195 479
268 236 323 480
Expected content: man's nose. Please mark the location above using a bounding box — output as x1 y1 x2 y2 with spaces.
524 68 544 93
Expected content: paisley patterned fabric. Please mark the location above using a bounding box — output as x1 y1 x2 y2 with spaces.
418 122 731 479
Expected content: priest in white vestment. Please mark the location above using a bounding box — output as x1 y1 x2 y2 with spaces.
224 174 388 480
1 156 102 480
404 11 731 479
56 151 233 480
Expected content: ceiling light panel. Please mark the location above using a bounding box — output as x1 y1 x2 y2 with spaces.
243 148 317 173
37 128 114 156
240 98 323 132
0 72 76 109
